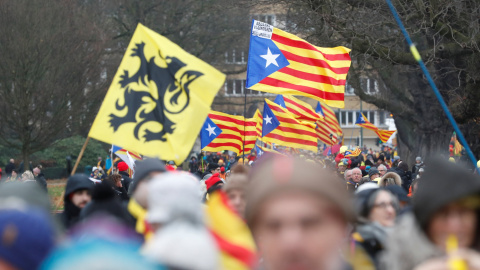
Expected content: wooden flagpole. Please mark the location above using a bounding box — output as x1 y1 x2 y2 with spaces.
71 137 90 175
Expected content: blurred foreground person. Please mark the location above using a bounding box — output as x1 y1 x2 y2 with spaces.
223 174 248 218
246 156 353 270
126 159 166 240
59 174 94 230
0 208 56 270
143 172 219 270
381 160 480 270
353 187 399 267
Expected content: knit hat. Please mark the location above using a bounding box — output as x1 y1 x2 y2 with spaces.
205 173 222 191
220 167 225 173
117 162 128 172
146 172 203 225
368 168 379 178
416 157 422 162
0 208 55 270
92 166 98 172
223 174 248 193
128 159 166 196
245 156 354 228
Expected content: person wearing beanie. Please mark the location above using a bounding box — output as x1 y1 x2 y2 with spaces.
219 166 226 180
223 174 248 218
0 208 56 270
116 161 133 192
368 168 380 181
203 173 223 202
380 159 480 270
143 172 219 270
126 158 166 240
245 156 354 270
59 174 95 230
353 188 399 267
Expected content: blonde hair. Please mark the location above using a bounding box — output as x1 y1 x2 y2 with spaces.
22 170 34 180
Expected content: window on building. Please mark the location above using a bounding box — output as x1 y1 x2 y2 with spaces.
347 111 354 126
369 111 375 125
379 111 386 125
340 111 347 126
345 82 354 95
225 80 234 95
252 14 276 26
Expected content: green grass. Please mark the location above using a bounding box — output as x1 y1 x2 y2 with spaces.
48 182 65 212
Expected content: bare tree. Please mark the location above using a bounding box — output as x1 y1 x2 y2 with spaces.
263 0 480 164
0 0 109 163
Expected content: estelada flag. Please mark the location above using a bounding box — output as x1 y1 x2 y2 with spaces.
88 24 225 164
246 20 351 108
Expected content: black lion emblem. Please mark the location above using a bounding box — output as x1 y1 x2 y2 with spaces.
109 42 203 142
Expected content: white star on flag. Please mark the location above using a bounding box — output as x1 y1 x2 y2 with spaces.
264 115 273 124
205 124 217 136
260 47 280 68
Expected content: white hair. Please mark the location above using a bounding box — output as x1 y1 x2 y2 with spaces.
378 164 387 170
351 167 362 174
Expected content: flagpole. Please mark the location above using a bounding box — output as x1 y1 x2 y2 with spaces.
242 87 247 160
71 137 90 175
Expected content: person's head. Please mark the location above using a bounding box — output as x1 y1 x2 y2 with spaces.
344 169 352 181
33 167 41 177
65 174 95 209
246 156 353 270
377 164 387 176
398 161 409 172
9 159 14 164
416 157 422 164
223 174 248 217
207 163 220 174
92 167 98 174
368 168 380 181
351 168 362 183
377 155 385 164
106 174 123 188
129 159 166 208
205 173 223 195
21 170 34 181
98 156 102 161
337 163 346 173
414 159 480 250
379 172 402 187
355 189 398 227
146 172 202 232
117 162 128 173
11 170 17 178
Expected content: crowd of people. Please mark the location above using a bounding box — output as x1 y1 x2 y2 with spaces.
1 147 480 270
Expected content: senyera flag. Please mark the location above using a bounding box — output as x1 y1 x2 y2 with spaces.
88 23 225 165
201 111 257 155
246 20 351 108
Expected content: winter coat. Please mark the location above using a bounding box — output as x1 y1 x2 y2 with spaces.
379 213 442 270
59 174 94 229
118 171 133 192
378 172 402 188
391 167 411 192
353 222 390 268
35 173 48 192
5 162 15 175
411 162 424 175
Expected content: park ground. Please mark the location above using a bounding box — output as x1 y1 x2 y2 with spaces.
48 179 66 212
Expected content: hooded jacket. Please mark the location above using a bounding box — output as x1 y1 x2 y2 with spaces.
59 174 94 229
378 172 402 188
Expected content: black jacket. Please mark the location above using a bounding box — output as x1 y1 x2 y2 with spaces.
392 167 412 192
60 174 94 229
5 162 15 175
35 173 48 192
118 171 133 192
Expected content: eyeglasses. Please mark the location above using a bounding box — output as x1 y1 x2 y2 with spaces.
373 202 395 209
352 173 362 176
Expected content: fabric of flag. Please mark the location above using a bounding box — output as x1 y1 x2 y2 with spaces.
206 191 257 270
275 95 323 123
375 129 396 143
258 99 318 152
88 23 225 165
202 111 257 154
356 113 395 143
113 147 143 177
255 144 285 157
262 101 280 137
345 148 362 157
316 102 342 135
246 20 351 108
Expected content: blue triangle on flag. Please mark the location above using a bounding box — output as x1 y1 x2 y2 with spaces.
262 101 280 137
201 117 222 148
355 112 366 124
274 95 287 108
246 20 289 88
315 102 325 118
255 145 264 156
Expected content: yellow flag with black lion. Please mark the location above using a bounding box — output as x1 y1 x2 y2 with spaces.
89 24 225 164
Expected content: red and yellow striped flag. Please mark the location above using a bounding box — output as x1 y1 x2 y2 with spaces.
246 20 351 108
375 130 396 143
259 99 318 152
283 95 322 123
206 191 257 270
356 113 395 143
203 111 257 154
